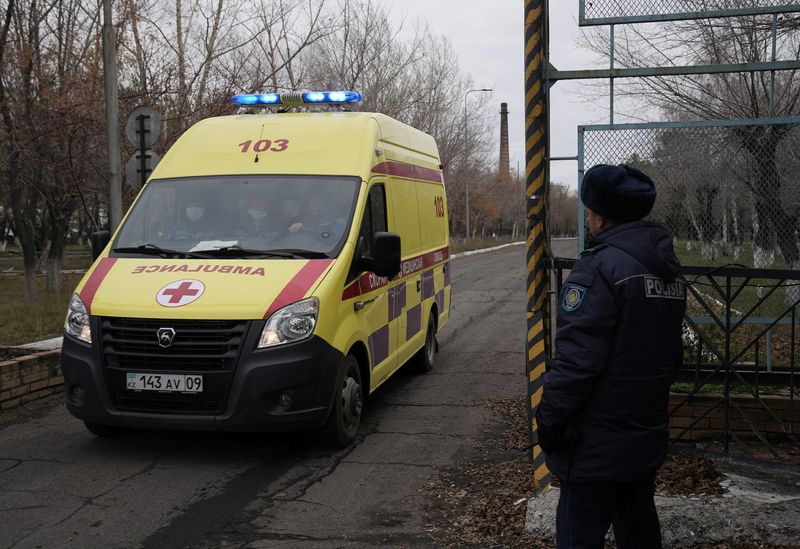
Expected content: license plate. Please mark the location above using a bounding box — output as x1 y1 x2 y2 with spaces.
126 373 203 393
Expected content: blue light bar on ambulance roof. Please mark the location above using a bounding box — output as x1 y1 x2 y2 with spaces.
231 90 362 106
231 93 281 105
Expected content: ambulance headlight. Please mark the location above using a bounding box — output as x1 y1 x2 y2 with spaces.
65 294 92 343
258 297 319 348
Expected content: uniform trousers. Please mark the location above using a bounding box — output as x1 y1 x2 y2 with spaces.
555 472 662 549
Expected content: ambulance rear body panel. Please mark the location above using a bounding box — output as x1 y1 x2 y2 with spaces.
62 112 451 432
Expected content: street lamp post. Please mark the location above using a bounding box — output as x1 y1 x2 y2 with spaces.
463 88 492 240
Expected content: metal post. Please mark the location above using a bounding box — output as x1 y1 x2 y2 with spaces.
578 127 586 252
770 13 778 117
525 0 551 493
103 0 122 231
610 24 615 125
463 88 492 240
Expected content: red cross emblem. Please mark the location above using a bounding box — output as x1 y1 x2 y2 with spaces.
156 279 205 307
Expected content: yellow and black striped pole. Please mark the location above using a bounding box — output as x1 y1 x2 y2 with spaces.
525 0 551 492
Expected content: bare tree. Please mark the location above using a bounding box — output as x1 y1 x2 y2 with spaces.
1 0 45 298
549 183 578 238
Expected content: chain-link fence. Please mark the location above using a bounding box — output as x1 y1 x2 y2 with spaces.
582 121 800 269
581 0 795 20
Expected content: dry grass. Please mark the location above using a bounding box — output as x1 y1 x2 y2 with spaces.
0 274 84 346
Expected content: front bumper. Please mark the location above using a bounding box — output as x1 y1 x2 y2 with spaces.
62 320 343 432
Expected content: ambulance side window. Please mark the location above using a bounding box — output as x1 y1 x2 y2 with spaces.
350 184 386 281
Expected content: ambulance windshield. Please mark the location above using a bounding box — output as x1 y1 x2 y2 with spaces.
114 175 360 258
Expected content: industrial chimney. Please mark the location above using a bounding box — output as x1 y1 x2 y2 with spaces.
499 102 510 175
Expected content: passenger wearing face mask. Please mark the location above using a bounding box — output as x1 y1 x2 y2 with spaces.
231 196 278 239
170 200 214 241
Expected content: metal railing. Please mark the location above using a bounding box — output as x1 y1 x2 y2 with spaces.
579 0 800 25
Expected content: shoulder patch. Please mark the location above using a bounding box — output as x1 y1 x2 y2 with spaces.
563 283 588 312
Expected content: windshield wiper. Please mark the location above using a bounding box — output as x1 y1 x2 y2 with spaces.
112 243 206 259
268 248 331 259
191 245 297 259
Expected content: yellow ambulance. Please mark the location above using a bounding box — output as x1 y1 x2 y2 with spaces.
62 91 451 446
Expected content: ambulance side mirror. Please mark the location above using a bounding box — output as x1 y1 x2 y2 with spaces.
368 232 401 279
90 230 110 261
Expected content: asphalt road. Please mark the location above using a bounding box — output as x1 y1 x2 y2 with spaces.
0 240 577 549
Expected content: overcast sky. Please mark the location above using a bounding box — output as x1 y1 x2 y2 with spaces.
388 2 609 188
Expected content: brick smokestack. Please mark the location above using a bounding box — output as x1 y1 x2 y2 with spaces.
499 102 510 175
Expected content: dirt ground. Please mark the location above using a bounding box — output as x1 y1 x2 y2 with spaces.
424 398 800 548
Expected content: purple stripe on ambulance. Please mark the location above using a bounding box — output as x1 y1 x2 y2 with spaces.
443 262 451 286
406 304 421 340
368 325 390 369
422 269 435 299
436 289 445 315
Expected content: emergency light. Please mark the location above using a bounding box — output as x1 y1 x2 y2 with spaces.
231 90 362 107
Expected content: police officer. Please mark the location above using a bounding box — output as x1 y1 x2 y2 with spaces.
536 164 686 548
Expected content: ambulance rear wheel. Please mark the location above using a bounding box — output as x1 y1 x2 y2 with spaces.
323 354 363 448
413 312 437 373
84 421 125 437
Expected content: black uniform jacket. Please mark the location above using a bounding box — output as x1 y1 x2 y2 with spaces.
537 221 686 482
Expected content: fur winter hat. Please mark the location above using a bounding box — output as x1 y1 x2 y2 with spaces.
581 164 656 221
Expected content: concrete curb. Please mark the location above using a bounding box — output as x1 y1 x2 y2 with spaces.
14 337 63 351
451 240 525 259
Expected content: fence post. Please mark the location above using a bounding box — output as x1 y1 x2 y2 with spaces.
525 0 551 493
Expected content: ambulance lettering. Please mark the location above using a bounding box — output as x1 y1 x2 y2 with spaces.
130 264 266 276
238 138 289 153
401 257 423 277
368 273 388 290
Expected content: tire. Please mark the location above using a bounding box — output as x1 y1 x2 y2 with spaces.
323 354 363 448
84 421 125 437
413 311 437 373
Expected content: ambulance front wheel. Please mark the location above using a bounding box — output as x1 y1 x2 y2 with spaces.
414 312 437 373
323 354 363 448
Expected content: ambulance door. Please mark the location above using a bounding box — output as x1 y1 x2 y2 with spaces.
355 181 398 386
415 179 450 326
386 176 424 369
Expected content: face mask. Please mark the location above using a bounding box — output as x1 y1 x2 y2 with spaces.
249 209 268 221
186 207 204 221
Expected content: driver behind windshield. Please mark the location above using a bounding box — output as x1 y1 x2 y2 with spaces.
287 188 346 242
170 199 215 241
229 195 279 240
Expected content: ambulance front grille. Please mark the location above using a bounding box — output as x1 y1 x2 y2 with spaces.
101 317 247 370
100 317 249 414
